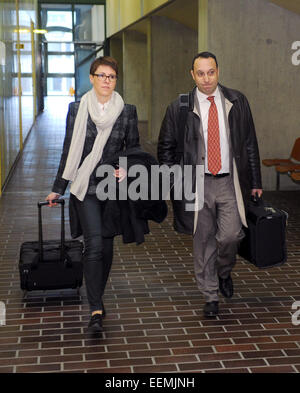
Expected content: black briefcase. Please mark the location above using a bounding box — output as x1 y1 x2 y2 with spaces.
19 199 83 292
238 196 288 268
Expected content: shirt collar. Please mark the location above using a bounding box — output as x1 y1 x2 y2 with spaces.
196 86 220 103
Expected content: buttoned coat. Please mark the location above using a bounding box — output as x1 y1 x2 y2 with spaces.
52 101 167 242
52 101 142 240
52 101 140 196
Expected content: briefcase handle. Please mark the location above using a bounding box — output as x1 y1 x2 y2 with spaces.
250 193 264 206
37 199 66 264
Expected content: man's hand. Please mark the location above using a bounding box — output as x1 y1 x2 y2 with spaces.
251 189 263 198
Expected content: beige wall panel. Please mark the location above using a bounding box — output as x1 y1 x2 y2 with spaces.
110 36 124 98
106 0 120 37
106 0 172 37
198 0 207 51
143 0 170 15
18 0 37 143
208 0 300 190
149 15 197 142
123 30 148 121
120 0 141 28
0 0 37 194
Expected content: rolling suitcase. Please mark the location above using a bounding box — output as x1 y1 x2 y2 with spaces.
238 196 288 268
19 199 83 292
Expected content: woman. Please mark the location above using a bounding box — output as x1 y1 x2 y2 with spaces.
46 56 140 332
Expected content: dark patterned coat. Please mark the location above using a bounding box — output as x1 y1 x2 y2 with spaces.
51 101 167 243
52 101 140 196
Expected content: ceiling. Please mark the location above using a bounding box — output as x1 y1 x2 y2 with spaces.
269 0 300 15
127 0 198 35
125 0 300 37
155 0 198 31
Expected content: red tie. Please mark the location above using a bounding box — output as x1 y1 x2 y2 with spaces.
207 96 221 175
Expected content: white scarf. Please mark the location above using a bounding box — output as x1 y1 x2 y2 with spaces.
62 88 124 201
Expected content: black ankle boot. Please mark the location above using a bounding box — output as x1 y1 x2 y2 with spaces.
87 314 103 332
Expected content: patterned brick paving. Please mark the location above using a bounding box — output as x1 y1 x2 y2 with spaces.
0 97 300 373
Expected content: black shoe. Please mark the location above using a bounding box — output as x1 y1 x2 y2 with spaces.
203 301 219 317
87 314 103 333
219 274 234 298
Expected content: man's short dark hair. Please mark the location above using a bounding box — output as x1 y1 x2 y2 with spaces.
90 56 118 76
191 52 218 70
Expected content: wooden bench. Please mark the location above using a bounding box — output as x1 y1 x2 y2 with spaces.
291 171 300 182
262 137 300 190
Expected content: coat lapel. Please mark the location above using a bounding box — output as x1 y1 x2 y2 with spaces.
221 93 247 227
192 90 205 234
193 90 204 141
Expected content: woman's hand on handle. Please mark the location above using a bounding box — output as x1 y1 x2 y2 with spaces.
46 192 61 207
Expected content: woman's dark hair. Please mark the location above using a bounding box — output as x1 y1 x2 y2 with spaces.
90 56 118 76
191 52 218 70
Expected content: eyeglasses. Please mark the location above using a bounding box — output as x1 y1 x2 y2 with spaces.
93 73 117 82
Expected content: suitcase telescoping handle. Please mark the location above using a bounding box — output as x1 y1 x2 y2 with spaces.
37 199 65 263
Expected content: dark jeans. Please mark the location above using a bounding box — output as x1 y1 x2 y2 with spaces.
74 194 114 312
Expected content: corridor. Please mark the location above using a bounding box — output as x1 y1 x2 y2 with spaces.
0 98 300 373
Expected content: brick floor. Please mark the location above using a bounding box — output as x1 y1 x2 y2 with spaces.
0 97 300 373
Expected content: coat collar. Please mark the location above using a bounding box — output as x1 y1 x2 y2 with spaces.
218 83 241 102
189 83 240 110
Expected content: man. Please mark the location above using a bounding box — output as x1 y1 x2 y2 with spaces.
157 52 262 317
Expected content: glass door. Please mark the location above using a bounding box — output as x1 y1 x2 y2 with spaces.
46 41 75 96
40 3 106 100
41 5 75 97
73 4 105 100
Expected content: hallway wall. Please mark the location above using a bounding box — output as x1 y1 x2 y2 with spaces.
123 30 148 121
109 12 197 140
0 0 38 195
207 0 300 190
148 15 197 141
110 36 124 98
106 0 300 190
106 0 170 37
0 1 19 195
1 0 299 195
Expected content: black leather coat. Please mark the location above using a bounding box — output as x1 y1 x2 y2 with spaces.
157 84 262 234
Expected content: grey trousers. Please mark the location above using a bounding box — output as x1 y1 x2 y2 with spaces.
193 175 244 302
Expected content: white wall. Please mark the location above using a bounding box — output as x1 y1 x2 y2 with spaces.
208 0 300 190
